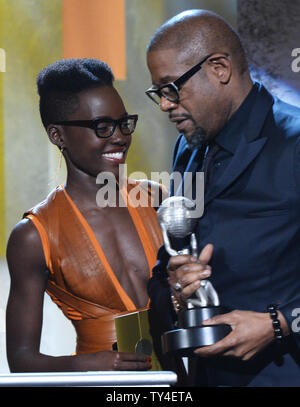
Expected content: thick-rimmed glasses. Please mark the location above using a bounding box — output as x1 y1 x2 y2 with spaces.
53 114 138 138
145 53 224 105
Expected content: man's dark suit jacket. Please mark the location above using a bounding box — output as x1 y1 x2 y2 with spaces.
148 83 300 386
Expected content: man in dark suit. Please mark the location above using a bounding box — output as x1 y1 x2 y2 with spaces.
146 9 300 386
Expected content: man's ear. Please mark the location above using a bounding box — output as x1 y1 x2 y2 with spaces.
206 54 232 85
47 125 64 149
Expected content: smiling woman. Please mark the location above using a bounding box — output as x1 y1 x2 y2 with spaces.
5 58 168 373
48 85 135 179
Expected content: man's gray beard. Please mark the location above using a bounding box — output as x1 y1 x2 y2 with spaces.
185 127 207 150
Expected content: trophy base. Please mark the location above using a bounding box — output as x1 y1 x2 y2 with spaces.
161 306 231 356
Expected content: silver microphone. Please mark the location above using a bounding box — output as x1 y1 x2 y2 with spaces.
157 196 219 307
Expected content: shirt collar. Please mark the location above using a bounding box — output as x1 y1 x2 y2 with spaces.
214 82 259 154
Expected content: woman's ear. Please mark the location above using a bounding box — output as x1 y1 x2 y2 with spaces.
47 125 64 149
206 54 232 85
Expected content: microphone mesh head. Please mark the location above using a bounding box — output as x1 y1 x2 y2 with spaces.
157 196 198 238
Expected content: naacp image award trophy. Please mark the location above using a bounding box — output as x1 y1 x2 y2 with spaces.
157 196 231 356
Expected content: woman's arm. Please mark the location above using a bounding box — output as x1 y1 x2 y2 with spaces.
6 219 150 372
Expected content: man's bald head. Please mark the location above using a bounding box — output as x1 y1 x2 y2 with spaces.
147 9 248 75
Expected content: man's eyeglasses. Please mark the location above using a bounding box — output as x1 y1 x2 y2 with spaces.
53 114 138 138
145 53 226 105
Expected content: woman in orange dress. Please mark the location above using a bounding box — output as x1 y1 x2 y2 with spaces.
6 59 166 372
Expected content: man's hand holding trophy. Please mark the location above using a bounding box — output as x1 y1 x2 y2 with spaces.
157 196 231 356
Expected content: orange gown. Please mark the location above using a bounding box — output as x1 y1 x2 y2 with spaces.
23 181 163 354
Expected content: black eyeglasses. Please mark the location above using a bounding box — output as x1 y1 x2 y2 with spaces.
145 53 226 105
53 114 138 138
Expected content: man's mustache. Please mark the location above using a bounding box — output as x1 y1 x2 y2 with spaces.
168 113 193 121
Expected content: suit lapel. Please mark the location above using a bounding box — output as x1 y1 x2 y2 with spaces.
205 84 274 206
204 136 267 205
174 146 201 196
